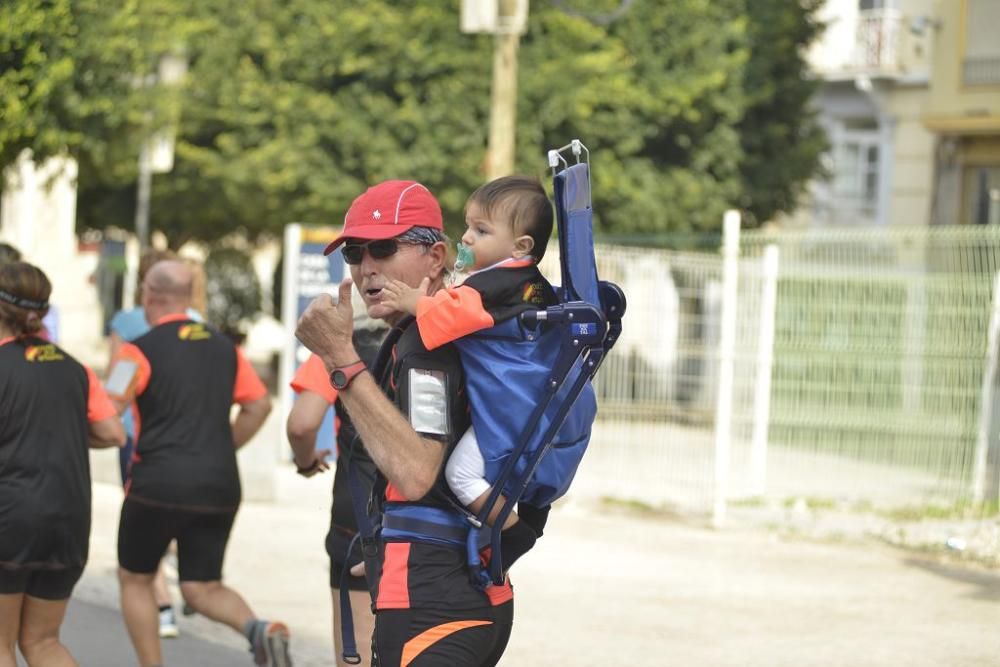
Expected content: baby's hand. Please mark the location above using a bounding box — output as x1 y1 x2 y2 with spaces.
382 278 429 316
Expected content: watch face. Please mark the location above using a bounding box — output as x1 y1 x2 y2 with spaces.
331 370 347 388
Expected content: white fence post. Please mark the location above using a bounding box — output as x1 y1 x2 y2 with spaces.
973 270 1000 505
713 210 740 528
749 244 779 497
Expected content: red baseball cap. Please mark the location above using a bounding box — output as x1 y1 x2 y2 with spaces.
324 180 443 255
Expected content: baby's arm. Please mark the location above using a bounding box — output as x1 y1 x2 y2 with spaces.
382 277 430 316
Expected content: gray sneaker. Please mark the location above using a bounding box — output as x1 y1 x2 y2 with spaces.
250 621 292 667
158 607 179 639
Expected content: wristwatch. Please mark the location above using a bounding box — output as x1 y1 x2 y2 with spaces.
329 360 368 390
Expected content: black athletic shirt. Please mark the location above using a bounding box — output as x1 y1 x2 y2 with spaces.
115 315 267 512
0 335 116 571
366 320 514 611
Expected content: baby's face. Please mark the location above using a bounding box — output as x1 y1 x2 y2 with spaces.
461 202 518 270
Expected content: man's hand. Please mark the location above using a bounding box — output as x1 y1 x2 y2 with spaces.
296 278 358 368
381 277 430 316
294 448 332 478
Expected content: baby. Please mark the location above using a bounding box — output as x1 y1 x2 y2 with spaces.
382 175 557 568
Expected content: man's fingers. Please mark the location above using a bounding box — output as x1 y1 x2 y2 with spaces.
338 277 354 306
350 562 366 577
418 276 431 296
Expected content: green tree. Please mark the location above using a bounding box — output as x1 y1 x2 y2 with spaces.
68 0 825 245
735 0 827 226
0 0 198 178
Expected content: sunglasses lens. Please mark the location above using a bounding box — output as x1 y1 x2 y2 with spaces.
342 245 363 265
341 239 401 264
368 240 398 259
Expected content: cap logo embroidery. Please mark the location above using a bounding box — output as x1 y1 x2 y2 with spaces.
372 209 382 220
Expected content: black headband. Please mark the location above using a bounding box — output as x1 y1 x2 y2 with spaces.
0 289 48 311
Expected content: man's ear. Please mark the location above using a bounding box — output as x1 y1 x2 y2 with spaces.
426 241 448 279
512 235 535 259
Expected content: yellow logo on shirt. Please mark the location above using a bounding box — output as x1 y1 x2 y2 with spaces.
24 344 64 362
178 324 212 341
522 282 546 305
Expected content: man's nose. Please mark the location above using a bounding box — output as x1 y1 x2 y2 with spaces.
359 250 380 274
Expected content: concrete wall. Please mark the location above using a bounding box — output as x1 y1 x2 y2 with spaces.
0 151 106 367
886 85 935 225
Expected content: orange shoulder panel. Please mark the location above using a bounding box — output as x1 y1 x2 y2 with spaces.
233 348 268 404
289 353 338 403
415 285 494 351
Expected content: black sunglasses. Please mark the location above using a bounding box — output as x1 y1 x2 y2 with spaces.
342 239 422 265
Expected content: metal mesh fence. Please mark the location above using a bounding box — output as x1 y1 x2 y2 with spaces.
539 244 723 511
539 224 1000 517
742 226 999 509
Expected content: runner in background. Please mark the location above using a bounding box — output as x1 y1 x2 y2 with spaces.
109 260 290 667
0 243 59 343
286 298 386 666
107 248 201 638
0 261 126 667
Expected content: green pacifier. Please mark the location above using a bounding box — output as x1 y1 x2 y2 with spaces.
455 243 475 272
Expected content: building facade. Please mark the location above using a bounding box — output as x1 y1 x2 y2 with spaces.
805 0 938 226
924 0 1000 226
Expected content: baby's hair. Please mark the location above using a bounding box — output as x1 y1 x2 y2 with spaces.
467 176 554 262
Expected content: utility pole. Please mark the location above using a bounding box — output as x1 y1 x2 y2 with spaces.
134 143 153 249
485 0 525 180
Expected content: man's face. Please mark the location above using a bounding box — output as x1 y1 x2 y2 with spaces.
345 237 442 321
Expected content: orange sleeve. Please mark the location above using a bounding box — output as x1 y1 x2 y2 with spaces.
85 365 117 422
415 285 495 350
289 353 338 404
233 348 268 404
112 343 152 400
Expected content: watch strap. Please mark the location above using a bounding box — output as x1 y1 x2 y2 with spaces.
329 360 367 390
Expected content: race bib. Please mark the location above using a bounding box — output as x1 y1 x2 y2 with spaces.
408 368 449 437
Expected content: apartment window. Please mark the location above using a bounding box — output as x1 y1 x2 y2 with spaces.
964 0 1000 85
816 126 880 226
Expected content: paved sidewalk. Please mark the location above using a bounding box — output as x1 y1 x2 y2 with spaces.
60 456 1000 667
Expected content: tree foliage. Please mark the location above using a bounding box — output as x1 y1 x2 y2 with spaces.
735 0 827 226
3 0 827 244
0 0 199 176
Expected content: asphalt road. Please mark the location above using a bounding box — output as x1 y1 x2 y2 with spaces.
16 598 251 667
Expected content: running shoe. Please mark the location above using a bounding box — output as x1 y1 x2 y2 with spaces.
250 620 292 667
158 607 179 639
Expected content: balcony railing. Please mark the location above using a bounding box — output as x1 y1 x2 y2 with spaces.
853 8 902 72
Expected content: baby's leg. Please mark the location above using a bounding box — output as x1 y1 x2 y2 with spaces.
445 427 518 529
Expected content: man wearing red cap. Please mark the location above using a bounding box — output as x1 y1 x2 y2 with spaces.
296 180 514 666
